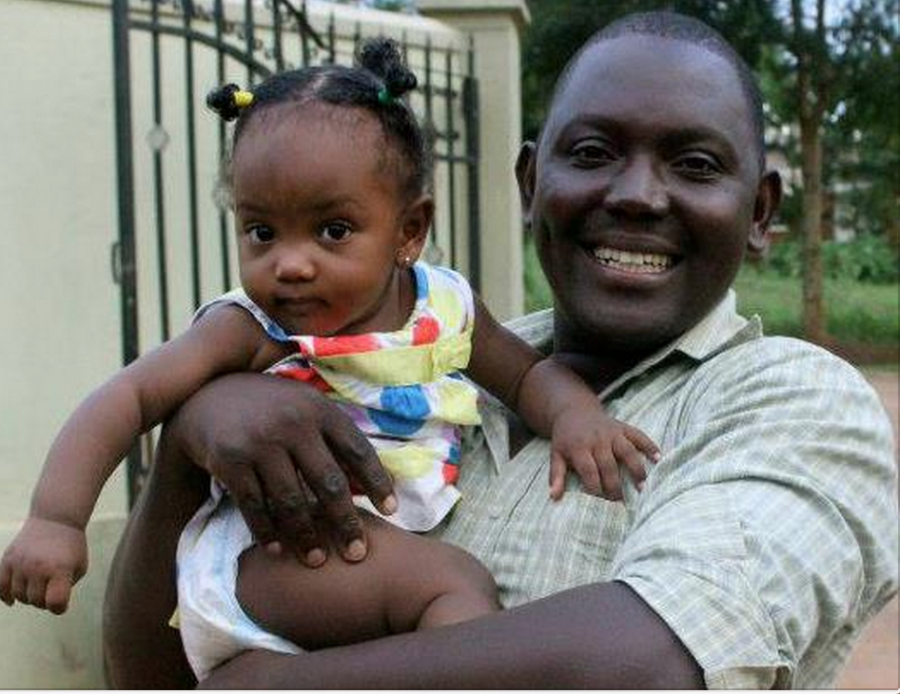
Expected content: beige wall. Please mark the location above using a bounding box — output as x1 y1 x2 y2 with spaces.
0 2 130 684
0 0 526 686
0 0 129 526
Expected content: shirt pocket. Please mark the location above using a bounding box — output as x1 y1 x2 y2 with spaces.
512 490 630 602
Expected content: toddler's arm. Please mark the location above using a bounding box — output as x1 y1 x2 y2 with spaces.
466 298 658 501
0 306 283 613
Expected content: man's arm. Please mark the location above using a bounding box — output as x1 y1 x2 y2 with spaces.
199 338 896 690
103 371 394 688
201 581 703 689
611 339 898 688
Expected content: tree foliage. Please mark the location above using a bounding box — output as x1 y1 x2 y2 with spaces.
521 0 780 139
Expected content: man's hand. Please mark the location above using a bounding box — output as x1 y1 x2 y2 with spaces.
172 372 396 566
0 516 88 614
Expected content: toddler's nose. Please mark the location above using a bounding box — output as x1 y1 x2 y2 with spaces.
275 245 316 282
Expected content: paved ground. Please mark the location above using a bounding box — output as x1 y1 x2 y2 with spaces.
836 370 898 689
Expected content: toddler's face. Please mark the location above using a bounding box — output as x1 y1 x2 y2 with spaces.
232 105 416 337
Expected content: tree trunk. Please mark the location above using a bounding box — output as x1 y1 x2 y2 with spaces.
799 116 826 343
887 186 900 249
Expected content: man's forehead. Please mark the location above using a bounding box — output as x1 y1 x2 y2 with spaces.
544 35 752 142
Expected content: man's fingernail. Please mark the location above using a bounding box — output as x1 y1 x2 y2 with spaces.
346 539 366 561
305 548 326 567
382 495 398 515
652 452 662 462
265 541 282 555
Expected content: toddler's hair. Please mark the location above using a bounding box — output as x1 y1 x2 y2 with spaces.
208 37 431 200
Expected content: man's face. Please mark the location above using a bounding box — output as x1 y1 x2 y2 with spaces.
520 35 777 355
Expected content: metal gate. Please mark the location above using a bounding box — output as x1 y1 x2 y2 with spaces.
111 0 481 502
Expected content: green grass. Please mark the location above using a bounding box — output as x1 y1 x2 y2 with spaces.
522 239 899 346
734 266 899 345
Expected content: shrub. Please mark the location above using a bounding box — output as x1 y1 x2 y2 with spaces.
763 235 899 284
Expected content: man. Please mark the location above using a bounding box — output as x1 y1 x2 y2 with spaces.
104 11 898 688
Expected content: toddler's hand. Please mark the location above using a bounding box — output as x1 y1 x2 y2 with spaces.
0 517 88 614
549 406 660 502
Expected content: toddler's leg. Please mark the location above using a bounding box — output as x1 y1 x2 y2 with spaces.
235 513 499 650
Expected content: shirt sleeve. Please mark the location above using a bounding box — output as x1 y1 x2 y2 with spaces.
612 337 898 688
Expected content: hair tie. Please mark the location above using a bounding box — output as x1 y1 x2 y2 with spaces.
377 87 395 105
234 90 254 109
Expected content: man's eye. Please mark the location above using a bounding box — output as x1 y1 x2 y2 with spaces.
674 155 721 179
571 140 615 165
247 225 275 243
319 222 353 243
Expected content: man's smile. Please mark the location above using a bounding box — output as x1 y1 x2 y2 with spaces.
589 245 676 274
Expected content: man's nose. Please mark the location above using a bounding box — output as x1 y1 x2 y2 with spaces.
274 242 317 282
604 155 669 217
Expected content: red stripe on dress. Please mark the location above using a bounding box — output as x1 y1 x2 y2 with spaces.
271 365 333 393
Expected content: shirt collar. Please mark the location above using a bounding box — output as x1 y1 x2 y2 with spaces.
502 289 762 400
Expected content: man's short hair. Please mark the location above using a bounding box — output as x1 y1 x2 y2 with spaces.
551 11 766 173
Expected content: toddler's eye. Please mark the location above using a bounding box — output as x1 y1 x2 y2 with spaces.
319 221 353 243
247 224 275 244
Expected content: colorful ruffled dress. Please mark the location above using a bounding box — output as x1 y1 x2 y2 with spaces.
176 261 481 679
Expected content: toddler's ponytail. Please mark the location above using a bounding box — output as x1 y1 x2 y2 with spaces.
206 83 255 122
358 38 417 105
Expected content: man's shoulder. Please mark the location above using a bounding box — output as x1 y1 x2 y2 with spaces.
678 333 894 451
502 309 554 350
701 332 871 391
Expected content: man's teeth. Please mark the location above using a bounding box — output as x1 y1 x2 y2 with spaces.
592 247 673 273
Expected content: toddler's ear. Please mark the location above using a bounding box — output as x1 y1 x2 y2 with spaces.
398 195 433 264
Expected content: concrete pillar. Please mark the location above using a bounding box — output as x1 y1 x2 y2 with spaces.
418 0 530 320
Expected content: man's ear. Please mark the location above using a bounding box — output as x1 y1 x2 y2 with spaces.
398 194 434 264
746 170 782 258
515 141 537 229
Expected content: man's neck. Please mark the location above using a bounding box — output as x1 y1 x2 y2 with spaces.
550 347 648 394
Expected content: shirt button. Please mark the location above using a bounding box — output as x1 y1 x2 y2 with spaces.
488 506 502 519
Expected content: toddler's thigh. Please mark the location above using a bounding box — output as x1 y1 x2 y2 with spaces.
235 514 493 649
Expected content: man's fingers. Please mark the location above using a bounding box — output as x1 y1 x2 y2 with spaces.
256 451 324 566
623 425 661 461
612 436 648 490
45 574 72 615
324 417 395 515
292 436 368 563
228 470 280 550
548 451 567 500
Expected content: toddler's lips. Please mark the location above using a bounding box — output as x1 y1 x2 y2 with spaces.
273 297 326 317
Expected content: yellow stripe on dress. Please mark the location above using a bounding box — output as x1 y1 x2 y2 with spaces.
315 330 473 386
377 445 437 480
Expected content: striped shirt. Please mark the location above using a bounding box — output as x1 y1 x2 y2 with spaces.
433 291 898 689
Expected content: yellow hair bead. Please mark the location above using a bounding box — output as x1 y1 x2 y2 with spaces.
234 90 254 108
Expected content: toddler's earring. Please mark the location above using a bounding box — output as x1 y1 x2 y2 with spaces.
399 254 412 267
